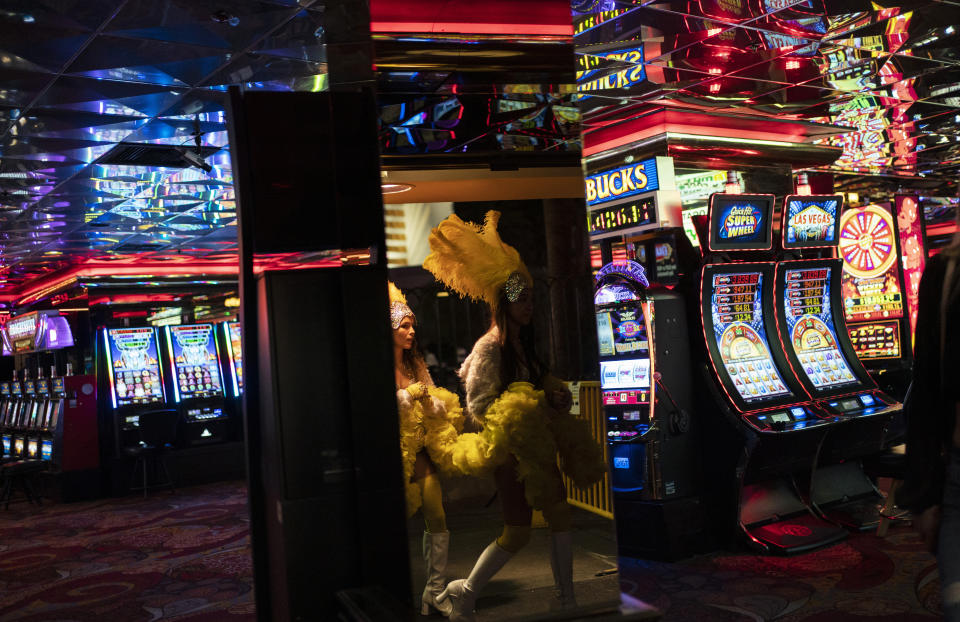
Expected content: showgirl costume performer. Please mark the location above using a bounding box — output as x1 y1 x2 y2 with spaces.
422 211 606 621
389 282 465 617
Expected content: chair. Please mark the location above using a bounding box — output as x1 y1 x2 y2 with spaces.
125 409 178 498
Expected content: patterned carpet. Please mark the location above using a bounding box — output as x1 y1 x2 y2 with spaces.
619 525 942 621
0 482 943 621
0 481 255 622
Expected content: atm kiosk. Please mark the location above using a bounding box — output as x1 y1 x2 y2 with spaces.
103 326 168 452
776 195 901 529
164 323 229 446
837 202 912 399
595 260 703 559
698 193 847 553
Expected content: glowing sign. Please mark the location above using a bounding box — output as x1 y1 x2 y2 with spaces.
595 260 649 288
588 195 658 238
585 159 659 206
6 312 38 353
895 195 924 340
576 46 646 93
720 205 762 240
839 205 903 322
784 196 841 247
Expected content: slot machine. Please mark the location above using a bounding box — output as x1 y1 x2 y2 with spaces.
698 193 848 553
102 326 168 452
164 323 228 445
28 377 50 460
223 320 243 398
837 202 912 399
776 195 902 529
595 259 703 559
3 378 23 459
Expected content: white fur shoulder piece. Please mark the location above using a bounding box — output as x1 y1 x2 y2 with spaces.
459 329 502 425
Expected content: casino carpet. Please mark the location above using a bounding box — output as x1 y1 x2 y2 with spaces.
0 481 255 621
0 482 943 621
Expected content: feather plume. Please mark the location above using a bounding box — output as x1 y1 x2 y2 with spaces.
423 210 531 307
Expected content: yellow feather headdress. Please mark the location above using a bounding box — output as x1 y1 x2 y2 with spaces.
422 210 531 307
388 281 414 330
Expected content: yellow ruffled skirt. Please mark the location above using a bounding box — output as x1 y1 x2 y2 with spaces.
446 382 606 510
398 386 466 518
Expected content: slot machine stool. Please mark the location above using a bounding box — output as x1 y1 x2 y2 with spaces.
0 460 47 509
125 409 178 498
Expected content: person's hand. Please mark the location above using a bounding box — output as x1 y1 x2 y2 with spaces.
406 382 428 400
915 504 941 554
547 387 572 413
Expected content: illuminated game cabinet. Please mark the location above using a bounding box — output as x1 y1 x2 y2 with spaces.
594 260 703 559
778 195 902 530
837 202 912 397
164 323 229 445
103 326 168 452
224 321 243 397
699 193 848 553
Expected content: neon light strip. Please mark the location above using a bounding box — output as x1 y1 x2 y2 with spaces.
666 133 805 148
165 326 181 403
224 323 240 398
103 330 117 409
212 326 225 398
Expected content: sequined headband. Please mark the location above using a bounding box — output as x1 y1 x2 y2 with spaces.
504 271 528 303
390 301 415 330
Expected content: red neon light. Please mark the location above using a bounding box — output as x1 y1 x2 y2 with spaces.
111 310 149 319
369 0 573 36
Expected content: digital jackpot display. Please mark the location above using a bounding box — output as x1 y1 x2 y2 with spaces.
226 321 243 395
710 272 791 403
783 268 858 390
588 195 657 238
105 327 165 408
848 320 901 360
166 324 224 401
839 204 904 322
783 195 842 247
708 195 773 250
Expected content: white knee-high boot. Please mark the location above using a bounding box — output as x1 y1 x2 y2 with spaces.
437 540 514 622
422 531 453 616
549 531 576 610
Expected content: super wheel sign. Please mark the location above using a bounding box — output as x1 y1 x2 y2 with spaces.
838 204 903 322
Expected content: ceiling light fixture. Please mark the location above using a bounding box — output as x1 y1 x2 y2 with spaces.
381 182 415 194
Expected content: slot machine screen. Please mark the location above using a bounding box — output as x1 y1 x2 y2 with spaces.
105 327 165 408
11 383 20 396
597 306 649 357
0 382 8 397
1 435 10 456
783 195 842 248
708 194 774 251
27 438 38 458
600 358 651 391
225 321 243 396
166 324 224 401
782 267 859 390
848 320 901 360
37 380 48 395
14 437 24 455
709 271 792 403
839 204 904 321
24 380 35 395
52 377 64 394
41 439 52 461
